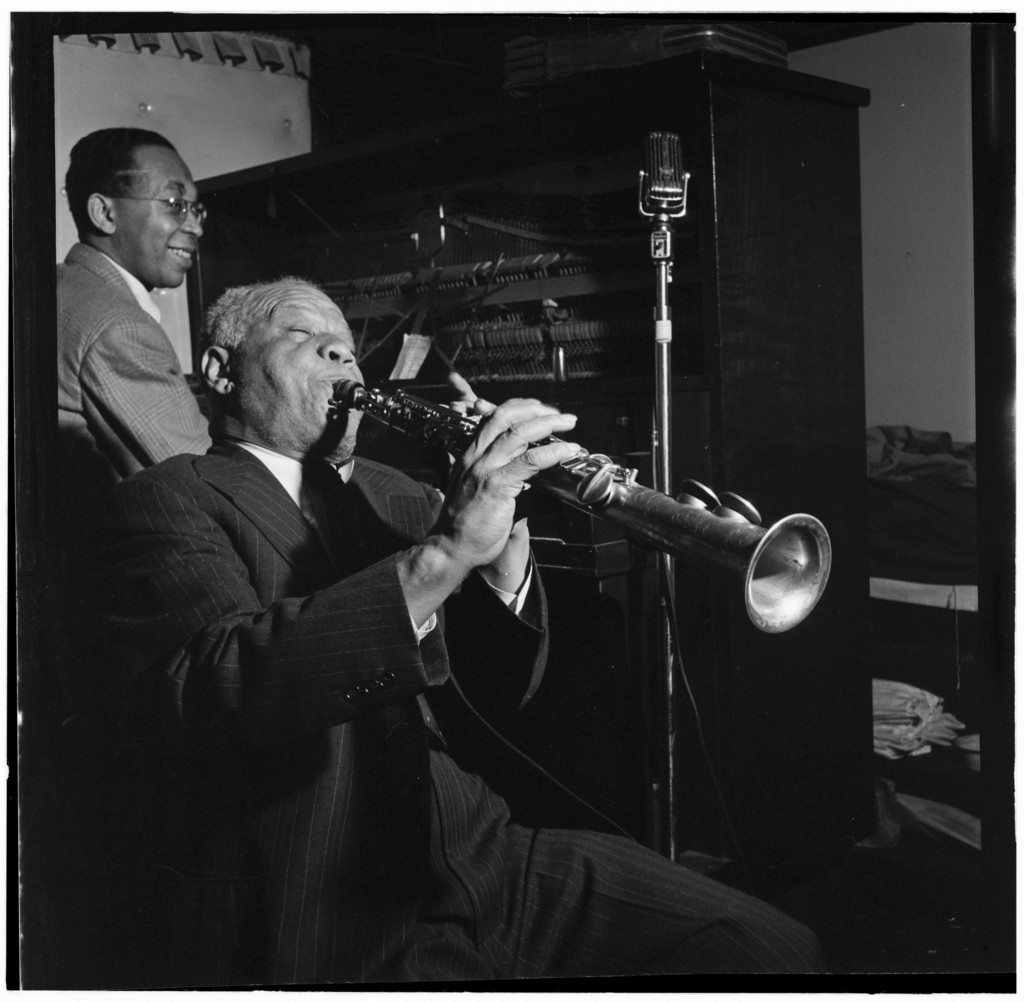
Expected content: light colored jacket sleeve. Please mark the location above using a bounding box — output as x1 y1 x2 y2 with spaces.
79 315 212 472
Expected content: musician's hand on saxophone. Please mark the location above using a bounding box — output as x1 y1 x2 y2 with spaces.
447 370 493 420
444 370 549 593
437 396 579 585
444 370 492 464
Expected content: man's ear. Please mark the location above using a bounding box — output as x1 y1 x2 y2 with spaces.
201 346 235 396
85 193 118 236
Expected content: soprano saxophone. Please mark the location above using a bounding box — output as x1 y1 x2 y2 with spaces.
331 380 831 633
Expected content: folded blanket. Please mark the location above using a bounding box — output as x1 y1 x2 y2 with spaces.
873 678 966 760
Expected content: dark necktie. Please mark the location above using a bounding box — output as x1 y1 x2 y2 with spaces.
302 462 367 571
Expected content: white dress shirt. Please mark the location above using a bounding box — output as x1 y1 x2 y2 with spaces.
103 253 163 324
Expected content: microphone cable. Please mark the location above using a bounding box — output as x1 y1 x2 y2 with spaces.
446 562 753 883
446 669 640 845
658 556 751 882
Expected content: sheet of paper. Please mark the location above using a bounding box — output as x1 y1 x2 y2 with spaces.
389 333 433 380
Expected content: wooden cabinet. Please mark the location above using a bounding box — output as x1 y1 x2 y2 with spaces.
193 50 874 895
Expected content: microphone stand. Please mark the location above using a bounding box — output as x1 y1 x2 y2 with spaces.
638 142 689 860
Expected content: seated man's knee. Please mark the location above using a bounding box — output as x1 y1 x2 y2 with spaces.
731 908 824 973
680 905 824 974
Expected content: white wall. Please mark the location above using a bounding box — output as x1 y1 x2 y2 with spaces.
54 32 313 371
791 22 976 442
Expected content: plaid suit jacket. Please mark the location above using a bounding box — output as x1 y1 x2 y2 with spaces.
57 242 211 484
88 442 547 986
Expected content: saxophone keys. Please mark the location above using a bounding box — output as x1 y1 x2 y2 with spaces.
576 466 616 507
714 492 762 526
675 479 719 509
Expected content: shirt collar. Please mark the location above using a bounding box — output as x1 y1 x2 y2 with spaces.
102 252 162 324
233 439 354 506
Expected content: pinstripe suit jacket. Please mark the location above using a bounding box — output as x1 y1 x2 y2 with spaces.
91 442 548 986
57 242 211 485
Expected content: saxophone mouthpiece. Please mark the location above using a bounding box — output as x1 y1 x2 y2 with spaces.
331 379 365 408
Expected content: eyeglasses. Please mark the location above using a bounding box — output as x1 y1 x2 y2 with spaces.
113 196 208 225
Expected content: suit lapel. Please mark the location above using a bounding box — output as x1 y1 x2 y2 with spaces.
196 443 333 575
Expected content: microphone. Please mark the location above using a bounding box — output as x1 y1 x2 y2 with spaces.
639 132 688 218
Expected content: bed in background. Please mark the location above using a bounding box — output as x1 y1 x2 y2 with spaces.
867 425 978 611
864 426 981 846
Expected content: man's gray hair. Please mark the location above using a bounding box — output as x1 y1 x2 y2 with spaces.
202 277 327 352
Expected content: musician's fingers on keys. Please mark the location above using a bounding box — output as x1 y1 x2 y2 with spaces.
514 437 581 477
447 370 496 418
449 371 520 423
447 370 476 402
445 383 580 483
465 400 576 456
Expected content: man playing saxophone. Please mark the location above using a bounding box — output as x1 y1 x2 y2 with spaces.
76 276 824 986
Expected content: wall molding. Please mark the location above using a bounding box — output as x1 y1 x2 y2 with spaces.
57 31 310 78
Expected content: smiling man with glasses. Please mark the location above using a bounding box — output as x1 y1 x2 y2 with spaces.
56 128 213 560
50 129 215 985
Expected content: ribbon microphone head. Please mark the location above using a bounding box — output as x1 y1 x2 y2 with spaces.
639 131 689 218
